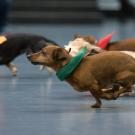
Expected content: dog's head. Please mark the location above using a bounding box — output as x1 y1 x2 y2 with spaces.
65 36 103 56
27 45 72 70
73 34 97 45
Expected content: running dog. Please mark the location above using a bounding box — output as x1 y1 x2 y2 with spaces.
64 37 135 97
64 37 103 56
65 37 135 59
27 45 135 108
73 34 135 51
0 33 58 76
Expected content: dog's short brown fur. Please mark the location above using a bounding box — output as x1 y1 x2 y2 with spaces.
74 34 135 51
27 45 135 108
106 39 135 51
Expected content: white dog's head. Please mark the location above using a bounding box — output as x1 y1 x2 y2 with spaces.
65 38 103 56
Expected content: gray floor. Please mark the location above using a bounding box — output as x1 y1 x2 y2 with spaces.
0 19 135 135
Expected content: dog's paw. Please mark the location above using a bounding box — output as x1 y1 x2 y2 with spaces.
91 103 101 108
12 69 17 76
40 65 45 70
46 67 54 76
12 71 17 76
11 66 17 76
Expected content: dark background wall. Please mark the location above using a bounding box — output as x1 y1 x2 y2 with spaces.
8 0 135 23
9 0 102 23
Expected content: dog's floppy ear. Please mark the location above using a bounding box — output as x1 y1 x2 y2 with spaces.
52 48 67 61
86 35 96 44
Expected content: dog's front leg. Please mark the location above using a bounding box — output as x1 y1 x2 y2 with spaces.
89 80 102 108
6 63 17 76
89 89 102 108
45 66 54 76
40 65 54 76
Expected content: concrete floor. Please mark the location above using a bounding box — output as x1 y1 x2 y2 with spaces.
0 18 135 135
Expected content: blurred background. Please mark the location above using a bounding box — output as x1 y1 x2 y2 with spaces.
1 0 135 45
0 1 135 135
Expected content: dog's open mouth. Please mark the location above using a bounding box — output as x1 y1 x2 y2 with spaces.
27 51 41 57
27 55 46 66
30 61 40 65
28 58 45 65
26 52 41 65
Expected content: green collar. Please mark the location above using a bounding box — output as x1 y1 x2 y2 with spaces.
56 47 87 81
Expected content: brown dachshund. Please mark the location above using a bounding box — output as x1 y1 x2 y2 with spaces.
27 45 135 108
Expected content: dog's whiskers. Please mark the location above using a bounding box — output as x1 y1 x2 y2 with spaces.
27 51 42 57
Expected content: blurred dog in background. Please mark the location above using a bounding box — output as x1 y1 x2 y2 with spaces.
0 33 58 76
72 33 135 52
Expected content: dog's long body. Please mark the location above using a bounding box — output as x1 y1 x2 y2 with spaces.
27 45 135 108
66 36 135 97
65 37 135 60
106 38 135 51
0 33 58 75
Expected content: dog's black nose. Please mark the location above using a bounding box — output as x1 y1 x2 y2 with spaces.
26 54 38 65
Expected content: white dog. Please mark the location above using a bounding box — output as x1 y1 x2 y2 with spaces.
65 37 135 60
64 38 103 56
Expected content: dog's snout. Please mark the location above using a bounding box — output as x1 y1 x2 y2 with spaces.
26 51 32 58
26 54 38 65
26 48 36 60
26 48 33 55
27 54 32 59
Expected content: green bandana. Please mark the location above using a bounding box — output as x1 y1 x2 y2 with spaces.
56 47 87 81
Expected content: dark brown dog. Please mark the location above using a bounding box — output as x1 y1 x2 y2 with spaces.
0 33 58 76
27 45 135 108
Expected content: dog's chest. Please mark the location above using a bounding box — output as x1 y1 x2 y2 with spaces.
67 75 90 92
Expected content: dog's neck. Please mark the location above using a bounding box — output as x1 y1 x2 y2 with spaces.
56 47 87 81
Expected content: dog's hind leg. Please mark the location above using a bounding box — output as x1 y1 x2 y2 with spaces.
5 63 17 76
101 71 135 99
101 86 131 100
115 70 135 92
113 86 132 99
